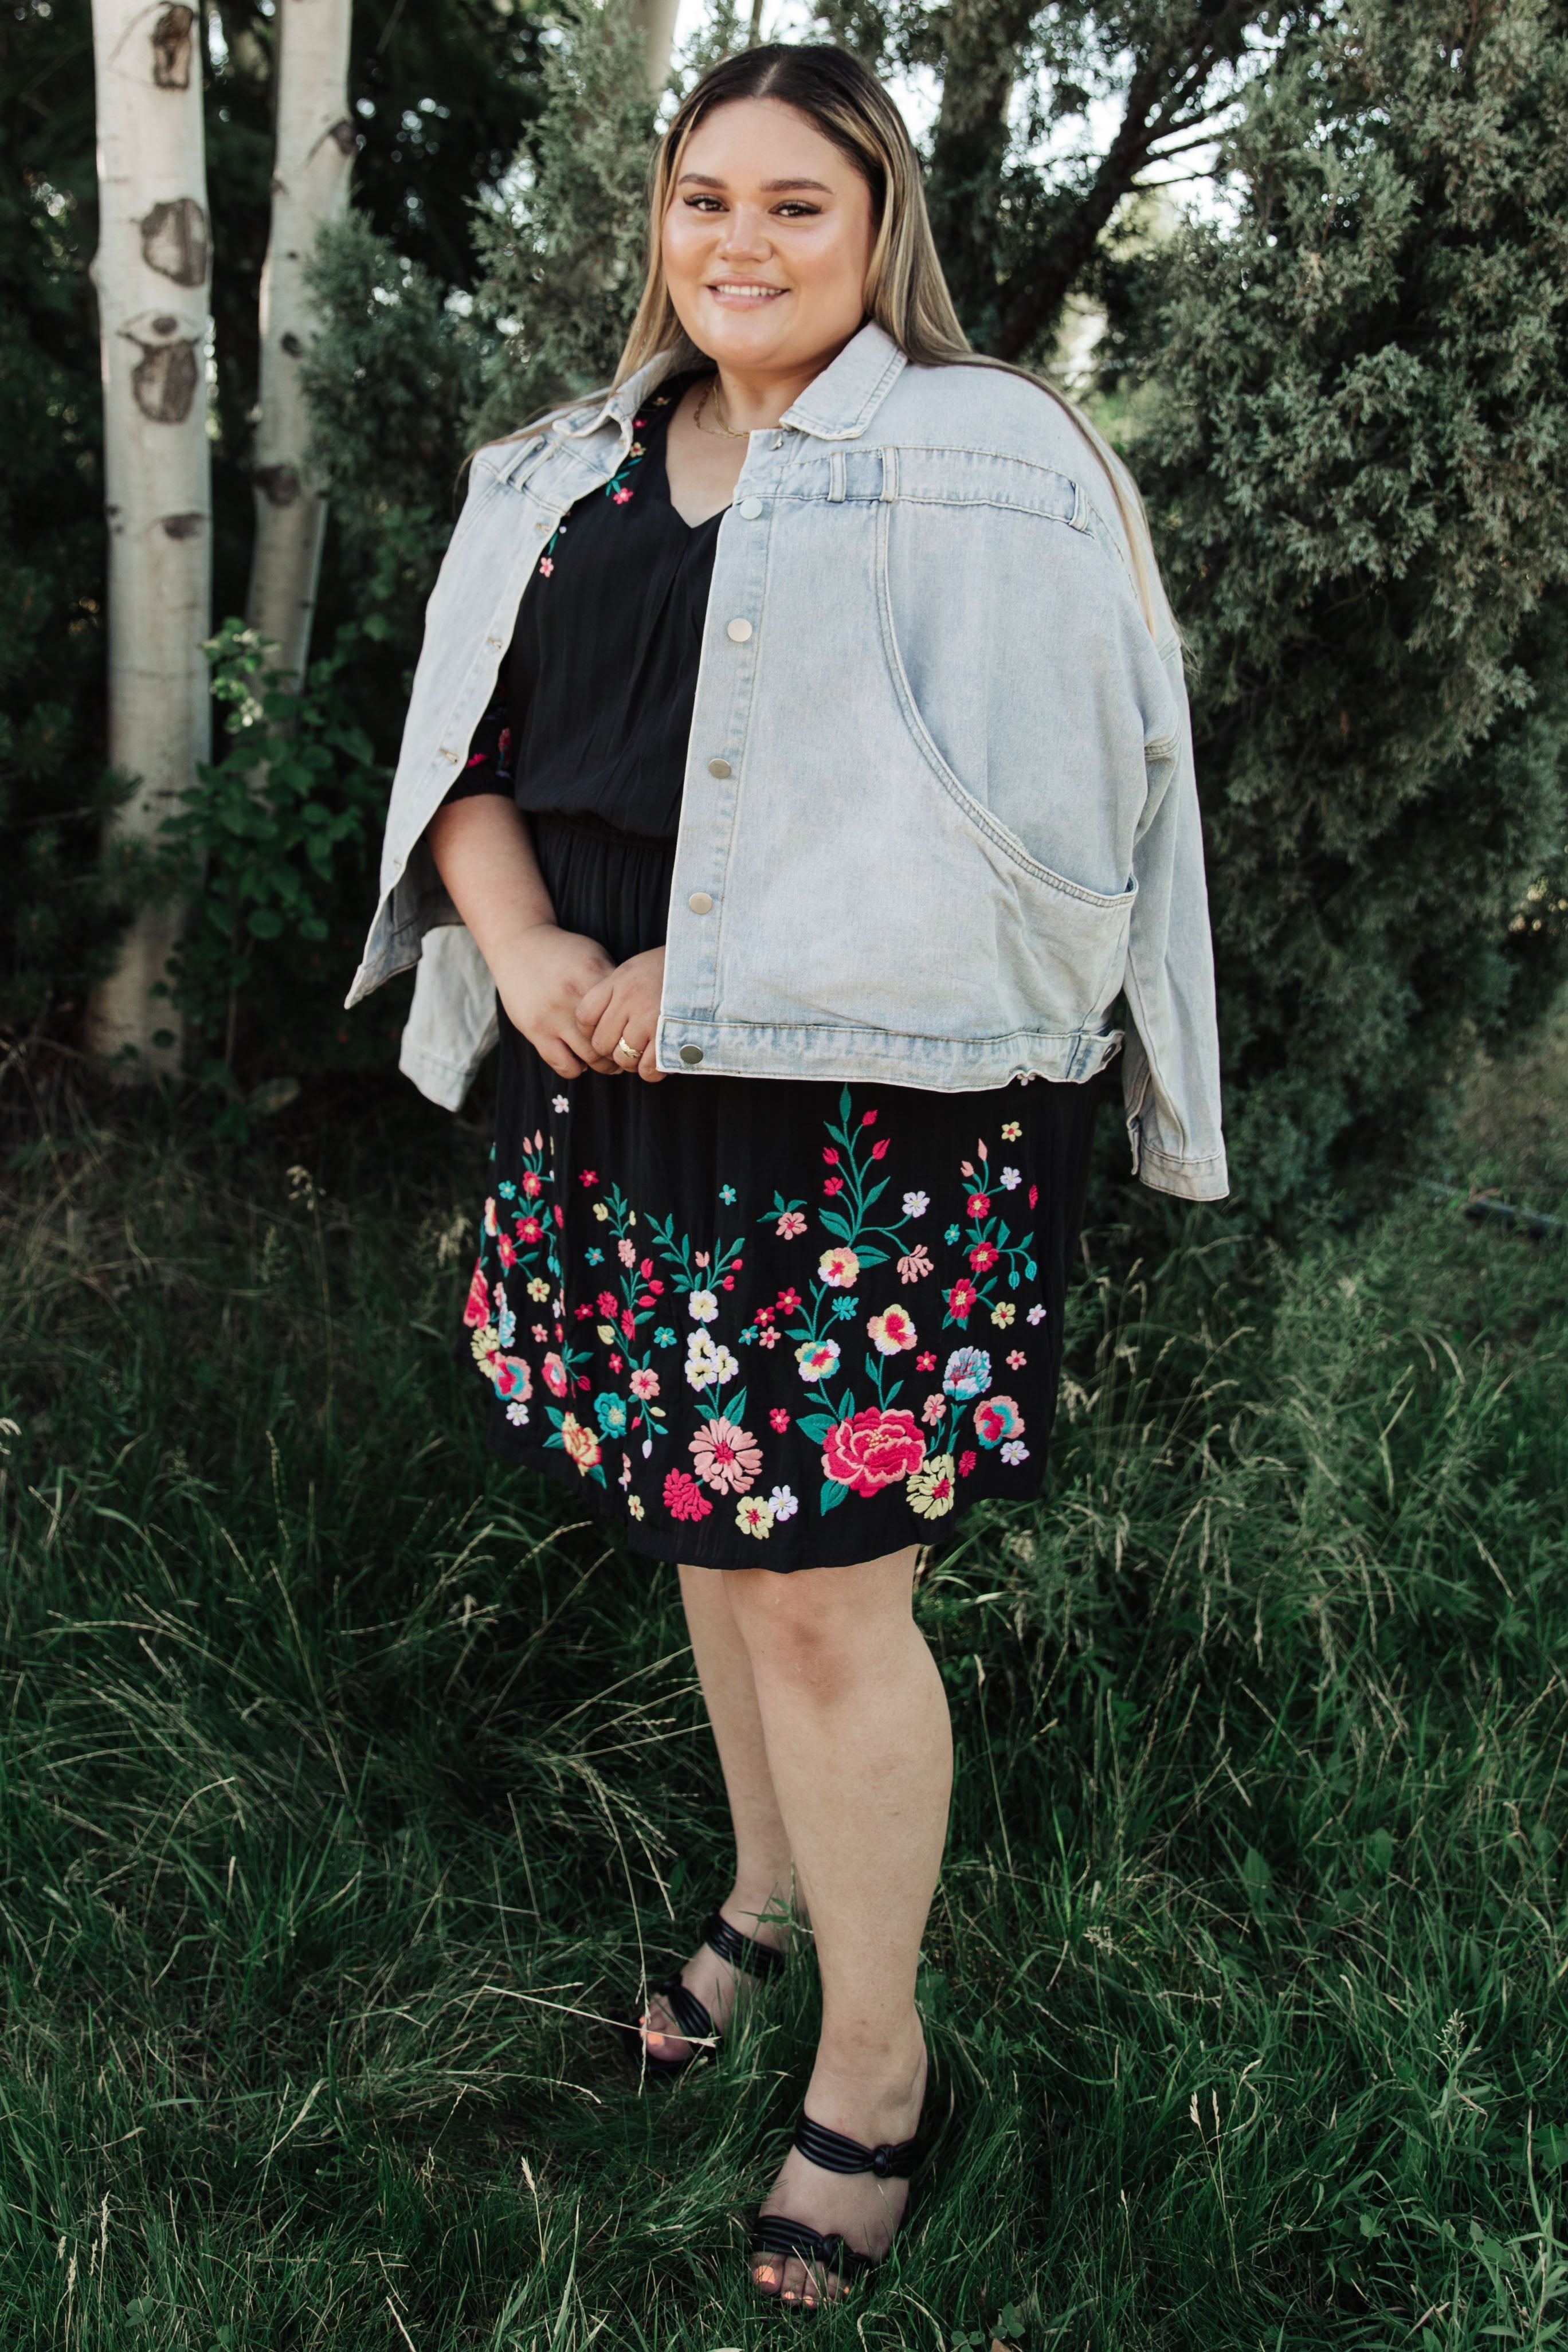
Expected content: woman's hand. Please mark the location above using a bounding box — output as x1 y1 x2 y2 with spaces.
577 947 668 1083
489 923 620 1081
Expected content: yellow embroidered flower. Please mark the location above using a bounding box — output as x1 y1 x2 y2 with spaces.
558 1412 601 1475
818 1246 861 1290
527 1276 550 1302
470 1323 499 1364
592 1203 610 1222
597 1322 617 1345
627 1493 645 1522
907 1453 957 1519
736 1494 775 1539
990 1301 1017 1328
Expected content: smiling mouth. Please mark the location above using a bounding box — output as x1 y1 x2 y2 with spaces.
707 281 787 302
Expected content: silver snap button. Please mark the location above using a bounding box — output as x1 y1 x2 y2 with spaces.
679 1044 704 1066
687 891 714 915
726 618 752 644
738 497 763 520
707 757 732 779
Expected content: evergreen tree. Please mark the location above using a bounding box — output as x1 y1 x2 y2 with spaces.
1114 0 1568 1202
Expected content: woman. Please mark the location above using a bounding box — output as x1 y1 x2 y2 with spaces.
348 41 1226 2310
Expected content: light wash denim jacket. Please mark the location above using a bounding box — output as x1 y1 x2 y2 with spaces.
347 322 1228 1202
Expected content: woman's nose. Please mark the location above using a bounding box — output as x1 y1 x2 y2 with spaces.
717 205 771 261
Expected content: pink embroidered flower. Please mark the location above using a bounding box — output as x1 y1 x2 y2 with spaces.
818 1247 860 1290
492 1352 531 1402
579 1169 598 1188
618 1237 636 1267
776 1210 807 1238
821 1407 926 1497
898 1245 934 1284
620 1309 637 1342
974 1394 1024 1449
542 1353 569 1398
691 1416 763 1494
769 1408 790 1432
664 1468 714 1523
463 1263 490 1328
946 1277 979 1323
521 1171 543 1199
968 1241 999 1273
755 1327 780 1349
823 1147 840 1165
922 1393 946 1425
1028 1184 1039 1209
966 1191 991 1219
539 556 554 577
531 1323 548 1344
823 1177 845 1196
554 1205 565 1228
1008 1349 1028 1369
871 1138 891 1160
609 1352 623 1372
916 1351 937 1372
795 1338 841 1382
630 1368 660 1400
496 1233 517 1269
514 1213 544 1244
867 1304 917 1355
777 1287 802 1314
484 1196 499 1237
611 487 633 504
559 1413 601 1473
958 1450 977 1478
861 1110 877 1126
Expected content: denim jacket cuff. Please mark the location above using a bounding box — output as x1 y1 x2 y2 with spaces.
1134 1138 1230 1202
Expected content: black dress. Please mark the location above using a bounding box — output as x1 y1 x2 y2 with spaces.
448 377 1098 1571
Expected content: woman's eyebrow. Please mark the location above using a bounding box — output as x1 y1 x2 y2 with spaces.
677 173 834 193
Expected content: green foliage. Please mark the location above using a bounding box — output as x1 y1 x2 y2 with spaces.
0 1085 1565 2343
157 621 388 1105
468 0 663 441
1114 0 1568 1209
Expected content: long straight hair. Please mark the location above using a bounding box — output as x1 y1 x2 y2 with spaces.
617 42 1163 633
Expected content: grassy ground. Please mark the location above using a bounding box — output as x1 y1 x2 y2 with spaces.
2 1064 1566 2351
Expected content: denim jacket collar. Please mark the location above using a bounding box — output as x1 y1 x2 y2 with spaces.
548 322 908 453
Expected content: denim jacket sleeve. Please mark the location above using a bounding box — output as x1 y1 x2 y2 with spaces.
1120 632 1228 1201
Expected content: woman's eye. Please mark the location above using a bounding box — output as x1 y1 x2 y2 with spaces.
774 202 820 218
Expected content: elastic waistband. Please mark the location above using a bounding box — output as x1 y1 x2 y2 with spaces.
528 806 677 852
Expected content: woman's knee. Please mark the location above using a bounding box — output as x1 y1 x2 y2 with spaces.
724 1552 917 1699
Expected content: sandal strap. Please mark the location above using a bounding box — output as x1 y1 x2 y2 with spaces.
794 2111 920 2179
701 1907 785 1981
646 1969 715 2046
749 2213 879 2283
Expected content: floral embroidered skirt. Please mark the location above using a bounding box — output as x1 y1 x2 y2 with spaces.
462 811 1099 1571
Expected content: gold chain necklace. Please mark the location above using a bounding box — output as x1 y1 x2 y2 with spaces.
692 378 748 440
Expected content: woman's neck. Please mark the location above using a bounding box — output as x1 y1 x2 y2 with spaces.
707 334 860 434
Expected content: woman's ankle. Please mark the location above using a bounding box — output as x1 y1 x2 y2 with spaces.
720 1878 794 1950
805 2022 927 2136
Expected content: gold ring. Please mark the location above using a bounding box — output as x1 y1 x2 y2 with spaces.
614 1036 640 1063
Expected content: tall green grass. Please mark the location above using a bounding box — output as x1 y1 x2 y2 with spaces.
1 1086 1565 2350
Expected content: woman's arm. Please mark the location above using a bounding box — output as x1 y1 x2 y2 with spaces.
427 796 619 1081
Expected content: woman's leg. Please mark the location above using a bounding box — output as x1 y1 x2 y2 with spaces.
723 1546 952 2307
640 1563 797 2059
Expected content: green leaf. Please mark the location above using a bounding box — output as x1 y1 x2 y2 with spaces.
819 1477 849 1514
795 1413 835 1445
245 905 285 940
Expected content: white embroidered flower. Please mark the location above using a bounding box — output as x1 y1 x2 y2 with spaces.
505 1401 530 1427
1001 1439 1030 1466
551 1094 569 1112
769 1484 799 1522
998 1166 1022 1190
1026 1304 1047 1326
688 1287 719 1323
901 1190 930 1217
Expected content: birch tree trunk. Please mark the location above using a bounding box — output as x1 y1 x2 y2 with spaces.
630 0 680 92
245 0 355 687
87 0 212 1076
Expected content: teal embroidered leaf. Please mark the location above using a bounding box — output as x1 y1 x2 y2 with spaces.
795 1413 836 1445
820 1477 850 1514
819 1210 852 1240
1024 1259 1037 1281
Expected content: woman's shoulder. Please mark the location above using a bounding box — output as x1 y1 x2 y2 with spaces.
883 358 1100 477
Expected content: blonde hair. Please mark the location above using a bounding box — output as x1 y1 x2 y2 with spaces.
617 42 1163 633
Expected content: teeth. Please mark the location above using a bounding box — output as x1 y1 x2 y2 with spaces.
712 285 782 299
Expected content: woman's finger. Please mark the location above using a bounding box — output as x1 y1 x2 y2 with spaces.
637 1037 664 1083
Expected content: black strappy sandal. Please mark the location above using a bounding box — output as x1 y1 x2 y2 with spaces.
619 1908 786 2080
749 2112 921 2304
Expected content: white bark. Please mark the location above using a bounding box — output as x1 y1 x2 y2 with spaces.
87 0 212 1077
630 0 680 92
246 0 355 685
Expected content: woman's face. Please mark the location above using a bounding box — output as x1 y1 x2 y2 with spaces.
661 97 877 381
